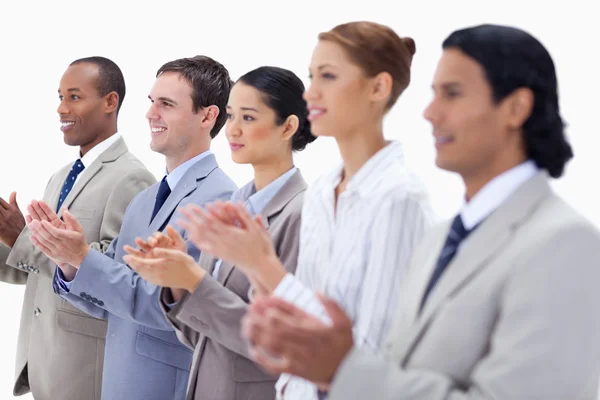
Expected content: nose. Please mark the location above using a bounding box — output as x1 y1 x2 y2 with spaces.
57 99 69 116
303 82 319 102
225 116 241 138
423 97 440 125
146 102 159 121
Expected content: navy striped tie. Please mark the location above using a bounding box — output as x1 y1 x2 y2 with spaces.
420 214 472 311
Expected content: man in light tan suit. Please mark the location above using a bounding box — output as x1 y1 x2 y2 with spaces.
237 24 600 400
0 56 156 400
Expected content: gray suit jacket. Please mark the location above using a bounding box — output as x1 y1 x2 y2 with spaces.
160 170 307 400
329 171 600 400
0 137 156 400
52 153 237 400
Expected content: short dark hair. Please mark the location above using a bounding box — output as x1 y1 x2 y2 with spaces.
443 24 573 178
157 55 233 138
237 66 317 151
70 56 126 115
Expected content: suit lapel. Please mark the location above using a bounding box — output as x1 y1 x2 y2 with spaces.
58 137 128 215
217 170 307 286
396 171 552 364
148 154 218 233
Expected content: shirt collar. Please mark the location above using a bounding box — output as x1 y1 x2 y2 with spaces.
460 160 539 230
326 140 404 195
232 167 298 216
79 132 121 168
165 150 213 190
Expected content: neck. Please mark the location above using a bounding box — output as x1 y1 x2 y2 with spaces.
79 126 117 157
336 121 387 183
253 157 294 192
166 146 210 174
463 153 528 201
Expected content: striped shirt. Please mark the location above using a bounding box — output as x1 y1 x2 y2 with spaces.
272 141 436 400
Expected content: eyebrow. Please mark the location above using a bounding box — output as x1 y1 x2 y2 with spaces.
58 88 82 94
432 82 463 91
226 105 259 112
308 64 337 73
148 95 178 105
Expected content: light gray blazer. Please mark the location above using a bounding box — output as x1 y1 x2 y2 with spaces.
329 171 600 400
161 170 307 400
0 137 156 400
52 154 237 400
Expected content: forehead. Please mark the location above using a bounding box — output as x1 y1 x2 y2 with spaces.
433 48 488 89
59 63 100 92
228 82 265 107
309 40 353 69
150 71 193 100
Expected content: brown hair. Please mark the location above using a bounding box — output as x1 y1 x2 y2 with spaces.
318 21 415 108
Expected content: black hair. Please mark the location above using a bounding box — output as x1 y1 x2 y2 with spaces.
70 56 126 115
443 24 573 178
237 66 316 151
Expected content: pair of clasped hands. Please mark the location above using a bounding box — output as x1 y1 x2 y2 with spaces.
26 198 355 387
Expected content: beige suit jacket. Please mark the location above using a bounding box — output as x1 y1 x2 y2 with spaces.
330 171 600 400
0 137 156 400
160 170 308 400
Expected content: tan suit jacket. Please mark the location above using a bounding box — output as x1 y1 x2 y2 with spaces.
0 137 156 400
161 170 307 400
329 171 600 400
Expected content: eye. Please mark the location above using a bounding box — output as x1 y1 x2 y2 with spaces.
226 113 233 119
58 95 64 101
243 115 255 122
161 101 172 107
322 72 336 80
308 74 313 80
71 95 80 100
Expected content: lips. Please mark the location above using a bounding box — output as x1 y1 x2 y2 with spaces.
60 121 75 132
307 106 326 122
229 143 244 151
151 126 167 136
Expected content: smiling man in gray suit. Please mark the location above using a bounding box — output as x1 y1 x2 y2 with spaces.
28 55 237 400
238 25 600 400
0 57 156 400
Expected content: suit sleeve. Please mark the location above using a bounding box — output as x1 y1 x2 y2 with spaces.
0 243 27 284
160 288 199 350
64 233 200 330
172 209 303 358
329 225 600 400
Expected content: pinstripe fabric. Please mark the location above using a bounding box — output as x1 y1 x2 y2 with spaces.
270 141 436 400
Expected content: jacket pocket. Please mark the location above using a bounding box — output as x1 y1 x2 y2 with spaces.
56 309 107 339
135 331 193 371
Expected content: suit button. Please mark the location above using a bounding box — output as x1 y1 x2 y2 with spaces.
80 292 86 297
33 268 39 274
97 301 104 307
33 308 41 316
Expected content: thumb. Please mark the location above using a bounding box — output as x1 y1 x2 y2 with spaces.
317 293 350 327
9 192 18 208
63 210 83 233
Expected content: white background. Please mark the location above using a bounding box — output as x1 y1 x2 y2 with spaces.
0 0 597 398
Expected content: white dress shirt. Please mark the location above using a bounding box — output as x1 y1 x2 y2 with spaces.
74 132 122 186
271 141 436 400
460 160 539 229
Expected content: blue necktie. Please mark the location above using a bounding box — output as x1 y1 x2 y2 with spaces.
150 177 171 223
420 214 473 311
56 159 85 212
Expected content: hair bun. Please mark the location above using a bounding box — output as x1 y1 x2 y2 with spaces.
403 37 416 56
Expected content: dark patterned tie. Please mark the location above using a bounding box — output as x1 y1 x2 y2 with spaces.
150 177 171 223
420 214 473 311
56 159 85 212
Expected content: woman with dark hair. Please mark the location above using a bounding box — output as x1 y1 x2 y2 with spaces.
173 21 435 400
123 65 316 400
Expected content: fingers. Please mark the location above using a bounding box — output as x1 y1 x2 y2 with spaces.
9 192 18 208
30 234 54 256
134 237 153 253
317 294 352 328
38 201 61 224
165 225 186 249
0 196 9 210
123 244 148 258
29 200 50 222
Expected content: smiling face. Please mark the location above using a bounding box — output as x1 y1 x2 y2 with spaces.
57 63 112 153
225 82 293 166
424 48 528 185
145 71 211 170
